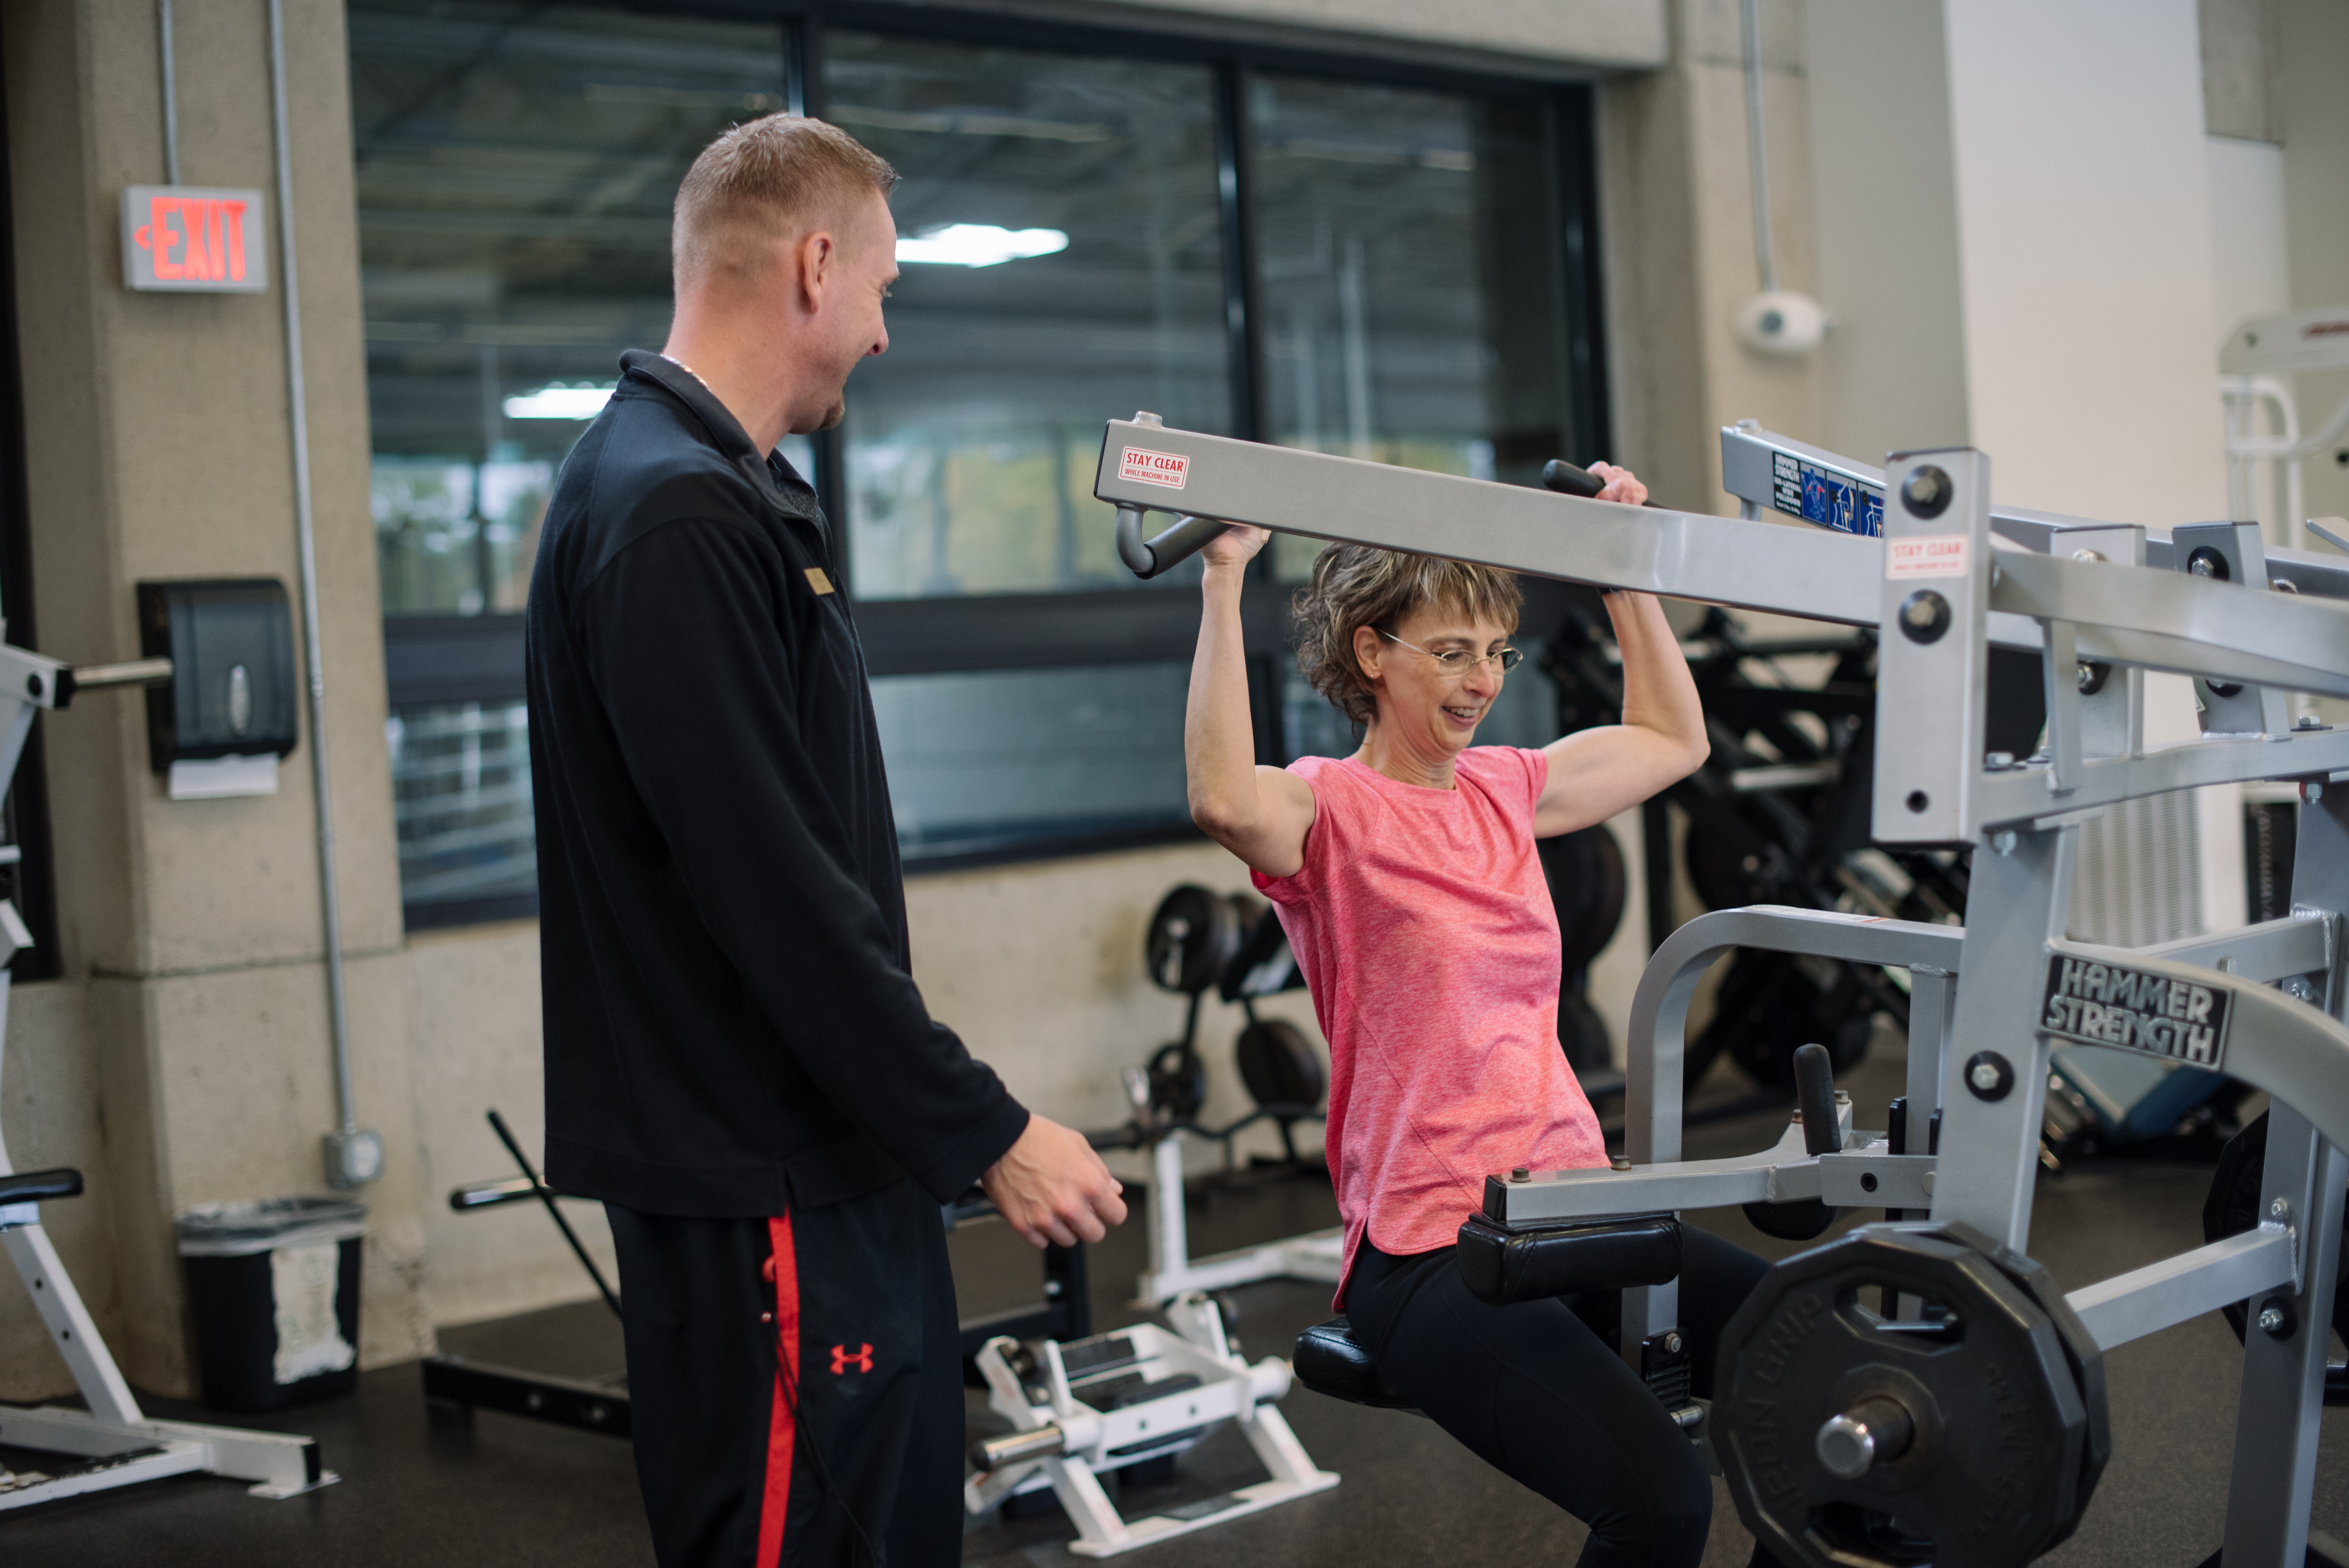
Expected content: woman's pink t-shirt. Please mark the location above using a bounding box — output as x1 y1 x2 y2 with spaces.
1253 747 1608 1304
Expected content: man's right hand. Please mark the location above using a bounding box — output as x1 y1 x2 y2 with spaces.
980 1114 1128 1249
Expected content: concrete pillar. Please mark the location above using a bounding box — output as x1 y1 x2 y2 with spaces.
0 0 430 1398
1601 0 1827 515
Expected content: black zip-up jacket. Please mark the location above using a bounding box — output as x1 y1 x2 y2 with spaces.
525 350 1030 1216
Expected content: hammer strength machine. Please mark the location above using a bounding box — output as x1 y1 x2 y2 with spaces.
1099 413 2349 1568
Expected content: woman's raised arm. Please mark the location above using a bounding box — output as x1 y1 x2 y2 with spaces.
1185 527 1317 878
1535 463 1711 836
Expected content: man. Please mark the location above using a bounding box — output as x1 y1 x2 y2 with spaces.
526 115 1127 1567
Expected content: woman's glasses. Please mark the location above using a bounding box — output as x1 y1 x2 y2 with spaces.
1379 630 1523 674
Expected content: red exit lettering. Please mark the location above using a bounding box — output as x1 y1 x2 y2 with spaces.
135 196 250 284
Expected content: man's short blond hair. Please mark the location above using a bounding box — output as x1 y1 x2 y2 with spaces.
672 115 898 290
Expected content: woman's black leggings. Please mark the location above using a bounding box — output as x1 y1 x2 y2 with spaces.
1347 1226 1782 1568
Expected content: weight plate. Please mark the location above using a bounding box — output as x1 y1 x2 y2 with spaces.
1146 1042 1208 1123
1686 817 1770 913
1557 988 1612 1076
1716 1224 2095 1568
1541 826 1628 975
1713 950 1877 1088
1145 884 1241 997
1953 1224 2111 1547
2204 1110 2349 1351
1235 1017 1325 1114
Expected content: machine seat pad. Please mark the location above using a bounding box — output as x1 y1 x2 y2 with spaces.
1457 1212 1681 1305
0 1168 84 1206
1293 1317 1417 1411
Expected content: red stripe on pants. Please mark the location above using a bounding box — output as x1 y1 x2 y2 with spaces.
757 1214 799 1568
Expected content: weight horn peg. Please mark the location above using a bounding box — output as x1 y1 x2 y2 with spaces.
1814 1395 1916 1480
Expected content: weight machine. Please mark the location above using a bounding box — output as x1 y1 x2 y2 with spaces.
0 641 334 1508
1097 412 2349 1568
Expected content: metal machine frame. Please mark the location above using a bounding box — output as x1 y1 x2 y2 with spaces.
0 641 333 1509
1096 414 2349 1566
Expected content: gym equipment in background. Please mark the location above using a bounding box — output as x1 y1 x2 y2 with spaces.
963 1292 1335 1556
421 1110 1093 1436
1112 886 1340 1304
1102 412 2349 1568
0 632 334 1508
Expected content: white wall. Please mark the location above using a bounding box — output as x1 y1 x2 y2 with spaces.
2279 0 2349 527
1942 0 2227 522
1941 0 2244 933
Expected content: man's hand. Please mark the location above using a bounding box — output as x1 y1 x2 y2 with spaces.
980 1114 1129 1248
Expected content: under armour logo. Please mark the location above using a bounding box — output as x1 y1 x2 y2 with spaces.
830 1342 873 1376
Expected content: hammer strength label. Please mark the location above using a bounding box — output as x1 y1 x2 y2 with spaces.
2039 955 2230 1069
1119 446 1189 489
1886 535 1969 579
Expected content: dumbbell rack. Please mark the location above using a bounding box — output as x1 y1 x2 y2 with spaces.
1098 415 2349 1567
0 637 333 1509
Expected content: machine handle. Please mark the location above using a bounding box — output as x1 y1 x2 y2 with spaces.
971 1424 1067 1472
1792 1042 1839 1158
1541 459 1665 510
1116 506 1231 579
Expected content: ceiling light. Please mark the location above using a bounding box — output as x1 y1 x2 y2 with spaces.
895 224 1068 267
503 383 613 419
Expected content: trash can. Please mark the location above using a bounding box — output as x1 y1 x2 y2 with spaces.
175 1196 366 1411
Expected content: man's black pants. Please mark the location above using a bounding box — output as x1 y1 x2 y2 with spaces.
607 1179 962 1568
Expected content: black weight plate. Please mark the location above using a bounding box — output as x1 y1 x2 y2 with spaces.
1146 1042 1208 1123
1686 816 1769 912
1145 884 1240 997
1716 1226 2091 1568
1716 951 1876 1088
1541 826 1628 975
1557 988 1612 1076
1950 1222 2112 1547
1235 1018 1325 1114
2203 1110 2349 1348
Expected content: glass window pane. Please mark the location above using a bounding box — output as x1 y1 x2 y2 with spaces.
1248 77 1577 581
825 32 1229 599
352 1 789 616
388 701 535 914
872 663 1192 858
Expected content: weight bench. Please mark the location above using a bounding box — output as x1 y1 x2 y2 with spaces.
1293 1211 1690 1419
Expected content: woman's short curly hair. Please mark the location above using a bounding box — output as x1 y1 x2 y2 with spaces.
1292 545 1523 726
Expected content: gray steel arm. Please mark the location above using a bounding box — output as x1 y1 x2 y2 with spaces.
1094 421 2349 702
1623 906 1964 1167
2050 937 2349 1160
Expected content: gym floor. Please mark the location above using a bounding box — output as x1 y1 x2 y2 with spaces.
6 1043 2348 1568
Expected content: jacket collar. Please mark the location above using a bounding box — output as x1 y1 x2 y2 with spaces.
616 348 825 529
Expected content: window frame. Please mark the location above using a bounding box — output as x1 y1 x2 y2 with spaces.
367 0 1614 918
0 44 59 981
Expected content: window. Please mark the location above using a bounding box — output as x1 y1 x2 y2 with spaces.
351 2 794 926
350 3 1607 924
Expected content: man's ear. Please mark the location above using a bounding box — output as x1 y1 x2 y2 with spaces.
792 228 836 312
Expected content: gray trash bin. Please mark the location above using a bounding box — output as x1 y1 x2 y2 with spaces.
174 1196 365 1411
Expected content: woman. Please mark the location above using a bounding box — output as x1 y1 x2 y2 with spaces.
1184 465 1779 1568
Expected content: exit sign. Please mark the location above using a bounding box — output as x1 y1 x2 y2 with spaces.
121 186 267 293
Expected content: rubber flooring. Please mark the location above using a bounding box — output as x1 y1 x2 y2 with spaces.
4 1046 2347 1566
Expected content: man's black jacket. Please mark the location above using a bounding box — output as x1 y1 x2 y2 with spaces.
525 350 1030 1216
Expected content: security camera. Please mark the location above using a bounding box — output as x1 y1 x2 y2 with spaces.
1736 291 1833 359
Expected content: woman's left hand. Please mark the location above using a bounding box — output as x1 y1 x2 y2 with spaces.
1584 461 1649 507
